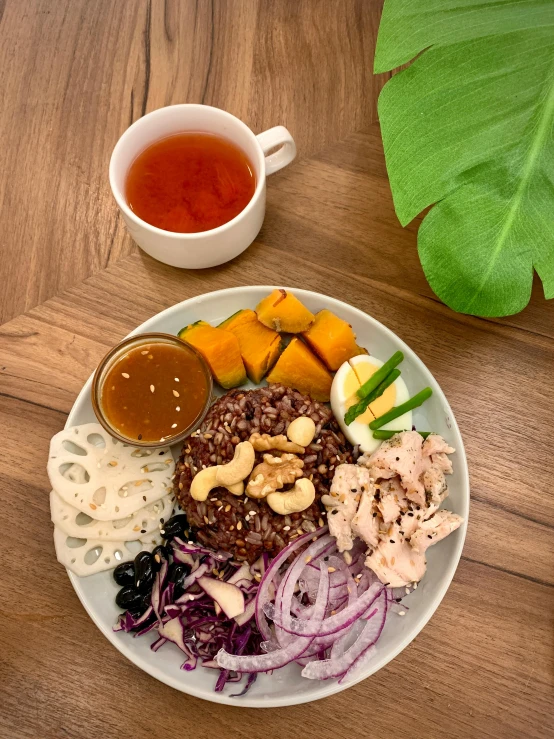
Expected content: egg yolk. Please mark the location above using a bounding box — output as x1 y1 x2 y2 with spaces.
345 361 396 421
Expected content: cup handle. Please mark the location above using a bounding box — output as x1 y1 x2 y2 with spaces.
256 126 297 176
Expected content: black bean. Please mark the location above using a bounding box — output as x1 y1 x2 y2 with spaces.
160 514 190 540
134 551 154 591
113 561 135 587
140 591 152 612
115 585 143 611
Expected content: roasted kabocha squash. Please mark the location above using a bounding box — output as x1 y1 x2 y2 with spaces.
178 320 246 389
266 337 332 402
256 289 315 333
219 309 282 384
302 309 367 371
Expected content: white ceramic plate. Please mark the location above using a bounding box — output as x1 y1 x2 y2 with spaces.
65 286 469 707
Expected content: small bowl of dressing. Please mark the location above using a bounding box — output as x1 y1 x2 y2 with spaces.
92 333 213 448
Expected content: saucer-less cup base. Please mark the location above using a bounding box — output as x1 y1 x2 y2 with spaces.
109 105 296 269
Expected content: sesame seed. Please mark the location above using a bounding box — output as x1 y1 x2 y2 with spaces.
148 354 153 359
204 433 213 439
390 539 395 544
229 525 234 531
305 556 312 563
427 534 433 539
318 517 324 527
237 521 242 530
141 350 149 355
175 378 180 382
171 423 177 429
150 385 155 393
173 390 180 397
283 526 290 531
210 497 217 502
204 516 209 524
328 566 336 573
391 557 396 565
398 610 406 616
225 505 231 512
121 372 130 379
176 406 181 411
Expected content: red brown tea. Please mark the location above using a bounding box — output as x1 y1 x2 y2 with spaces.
125 132 256 233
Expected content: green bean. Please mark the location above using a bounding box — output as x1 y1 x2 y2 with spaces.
372 429 433 440
344 369 401 426
356 351 404 399
369 387 433 430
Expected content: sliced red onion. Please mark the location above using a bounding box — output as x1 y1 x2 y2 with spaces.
301 589 388 680
217 562 329 674
267 582 383 637
274 535 334 647
255 527 328 639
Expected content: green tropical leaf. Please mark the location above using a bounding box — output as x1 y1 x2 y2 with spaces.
374 0 554 317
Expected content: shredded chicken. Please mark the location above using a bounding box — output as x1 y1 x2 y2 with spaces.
361 431 427 506
325 464 374 552
328 432 462 587
376 477 407 524
410 510 463 554
351 480 379 549
365 535 427 588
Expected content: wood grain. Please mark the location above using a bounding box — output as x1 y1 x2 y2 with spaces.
2 3 554 737
0 0 387 324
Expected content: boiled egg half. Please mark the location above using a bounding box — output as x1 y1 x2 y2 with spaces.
330 354 412 453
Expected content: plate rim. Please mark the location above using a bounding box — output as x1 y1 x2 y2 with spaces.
65 285 470 708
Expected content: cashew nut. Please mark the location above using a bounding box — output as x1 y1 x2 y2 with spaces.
287 416 316 447
249 432 304 454
266 478 316 514
190 466 245 501
215 441 255 486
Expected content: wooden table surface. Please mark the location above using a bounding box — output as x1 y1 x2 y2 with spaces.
1 2 553 738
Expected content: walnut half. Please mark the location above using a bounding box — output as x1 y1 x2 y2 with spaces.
246 453 304 499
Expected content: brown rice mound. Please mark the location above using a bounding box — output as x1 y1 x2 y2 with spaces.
174 383 356 563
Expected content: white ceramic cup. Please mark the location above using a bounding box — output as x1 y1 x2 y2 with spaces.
109 104 296 268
